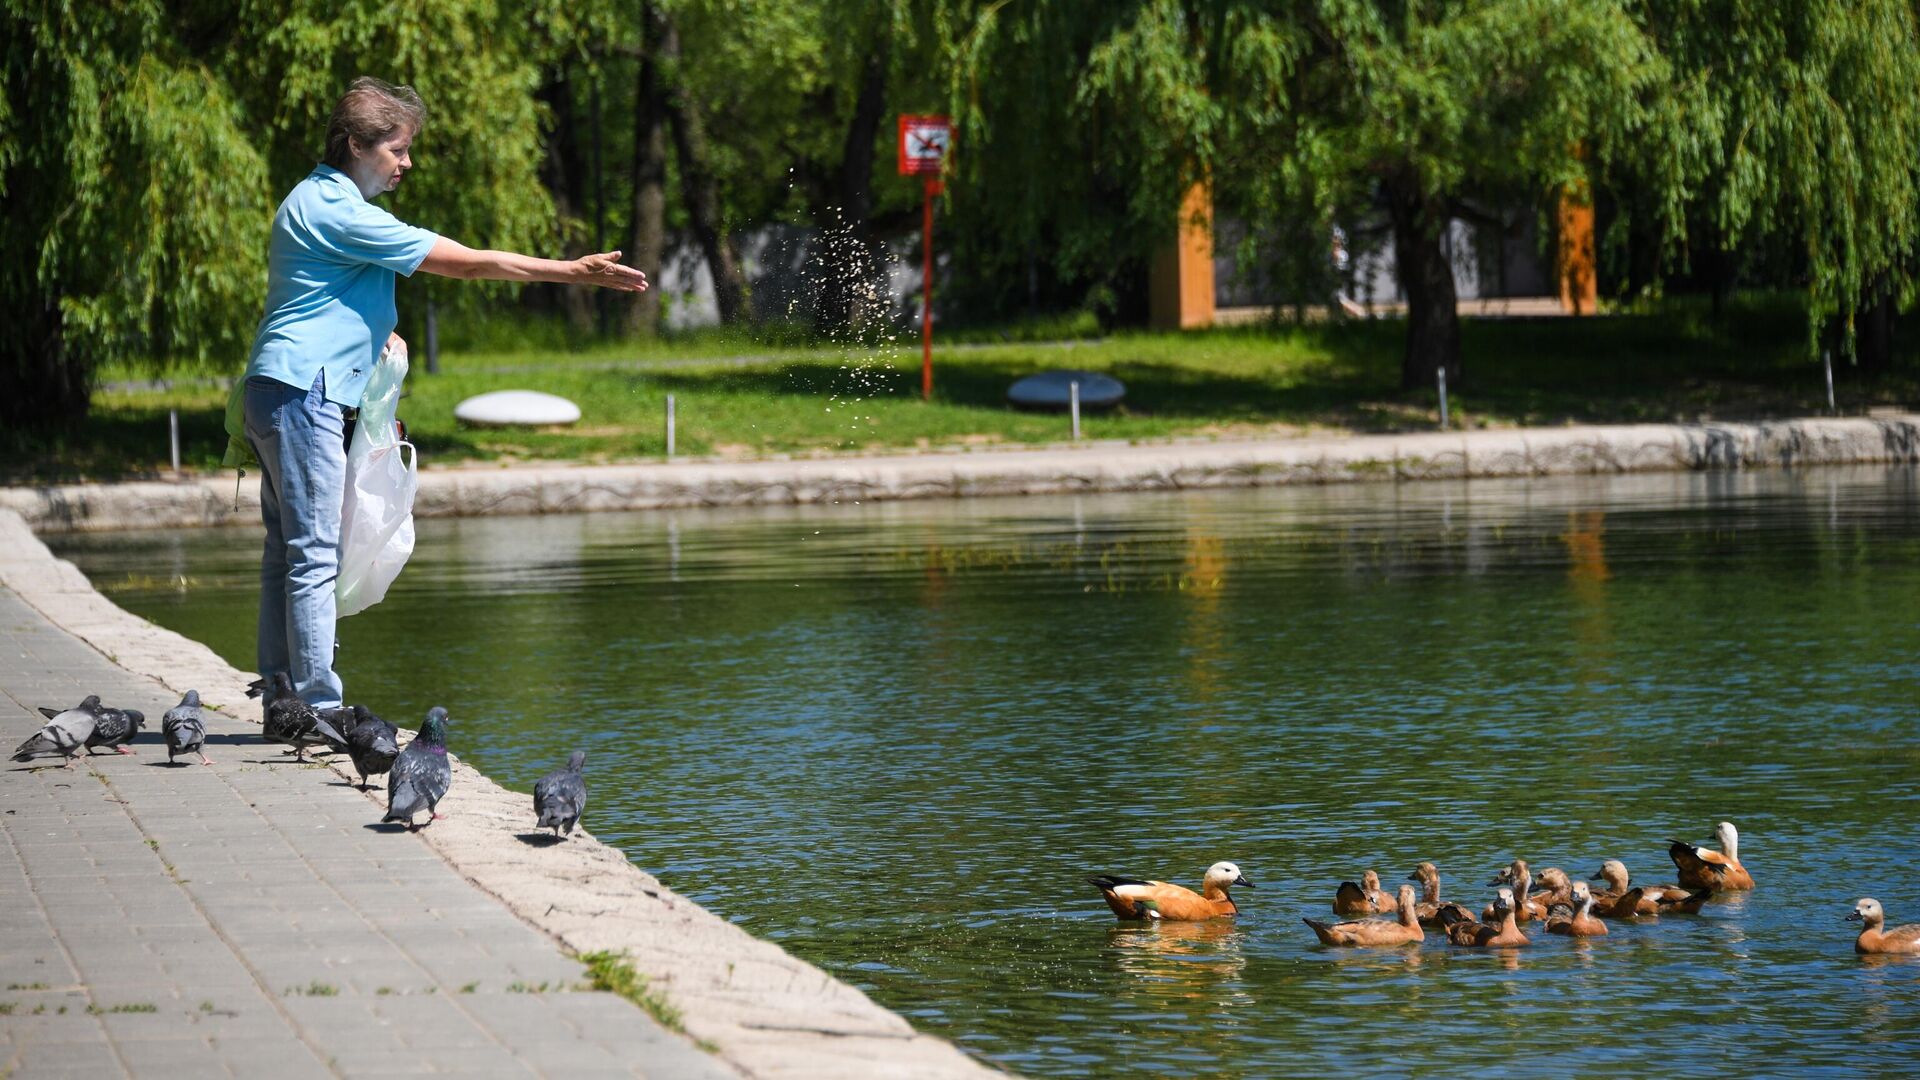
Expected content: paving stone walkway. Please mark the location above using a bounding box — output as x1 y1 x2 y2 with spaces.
0 587 735 1079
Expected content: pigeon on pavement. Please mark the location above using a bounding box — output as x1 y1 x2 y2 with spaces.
162 690 212 766
13 697 103 766
319 705 400 790
81 701 145 756
384 707 452 831
246 672 328 760
533 751 588 839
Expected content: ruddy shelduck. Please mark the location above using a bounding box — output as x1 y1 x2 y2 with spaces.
1305 884 1423 947
1444 887 1531 947
1332 869 1400 915
1849 898 1920 955
1408 862 1471 928
1089 861 1254 921
1668 821 1755 891
1590 859 1708 917
1545 881 1608 938
1485 861 1556 922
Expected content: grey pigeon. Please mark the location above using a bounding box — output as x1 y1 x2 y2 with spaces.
318 705 399 790
246 672 327 760
81 701 144 756
383 707 451 831
533 750 588 839
13 696 102 766
162 690 212 766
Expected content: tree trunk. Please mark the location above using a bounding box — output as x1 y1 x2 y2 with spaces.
1855 277 1895 375
1385 173 1460 391
623 1 668 338
0 299 87 429
813 37 889 337
659 14 746 325
538 67 597 335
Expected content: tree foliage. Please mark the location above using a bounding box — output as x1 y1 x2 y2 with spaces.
5 0 1919 429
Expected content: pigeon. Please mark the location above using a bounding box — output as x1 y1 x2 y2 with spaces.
246 672 328 760
384 707 451 831
80 701 145 756
533 750 588 839
13 696 103 766
162 690 212 766
319 704 399 790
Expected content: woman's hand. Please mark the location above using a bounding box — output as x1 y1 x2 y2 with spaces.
575 251 649 292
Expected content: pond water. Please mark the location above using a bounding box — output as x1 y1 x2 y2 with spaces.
53 467 1920 1075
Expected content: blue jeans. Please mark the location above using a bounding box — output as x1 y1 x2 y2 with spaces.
245 372 347 710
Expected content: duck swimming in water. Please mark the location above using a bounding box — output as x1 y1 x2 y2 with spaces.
1089 861 1254 921
1849 898 1920 955
1332 869 1400 915
1305 884 1423 947
1668 822 1754 891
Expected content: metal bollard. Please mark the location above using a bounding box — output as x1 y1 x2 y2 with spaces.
665 394 676 458
1070 380 1081 441
168 409 181 474
1437 366 1450 430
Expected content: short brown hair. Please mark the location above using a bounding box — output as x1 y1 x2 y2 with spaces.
323 77 426 169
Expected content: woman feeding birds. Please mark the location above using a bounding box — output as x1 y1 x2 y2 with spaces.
232 77 647 716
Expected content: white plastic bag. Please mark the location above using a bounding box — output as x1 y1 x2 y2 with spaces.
336 338 417 618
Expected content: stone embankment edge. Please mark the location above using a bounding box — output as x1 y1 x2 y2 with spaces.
9 416 1919 532
0 509 1003 1080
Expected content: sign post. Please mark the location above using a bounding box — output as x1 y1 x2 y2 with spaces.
899 115 950 401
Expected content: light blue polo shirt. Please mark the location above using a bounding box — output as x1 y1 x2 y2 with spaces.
244 164 438 409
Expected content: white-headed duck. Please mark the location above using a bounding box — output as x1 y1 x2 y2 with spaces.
1545 881 1608 937
1089 861 1253 921
1305 884 1424 946
1333 869 1400 915
1668 821 1755 891
1849 898 1920 955
1445 887 1531 947
1485 861 1557 922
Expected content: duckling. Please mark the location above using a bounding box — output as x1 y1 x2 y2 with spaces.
1668 821 1755 891
1545 881 1608 937
1653 886 1714 915
1408 862 1471 928
1590 859 1691 915
1089 861 1254 921
1848 898 1920 955
1485 861 1553 922
1443 887 1530 947
1332 869 1399 915
1305 884 1424 947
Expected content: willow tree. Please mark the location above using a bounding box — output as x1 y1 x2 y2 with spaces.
1 1 269 427
1638 0 1920 371
1253 0 1678 390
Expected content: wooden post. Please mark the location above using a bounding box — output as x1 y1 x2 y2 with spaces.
1149 181 1215 330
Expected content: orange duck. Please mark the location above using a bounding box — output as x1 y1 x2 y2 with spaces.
1443 887 1531 947
1484 861 1561 923
1545 881 1608 938
1589 859 1709 917
1305 884 1423 947
1849 898 1920 955
1668 822 1754 891
1089 861 1254 921
1332 870 1400 916
1408 862 1473 928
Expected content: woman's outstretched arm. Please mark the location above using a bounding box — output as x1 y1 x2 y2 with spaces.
417 236 648 291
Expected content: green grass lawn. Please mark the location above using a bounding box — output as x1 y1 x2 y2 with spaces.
7 294 1915 482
